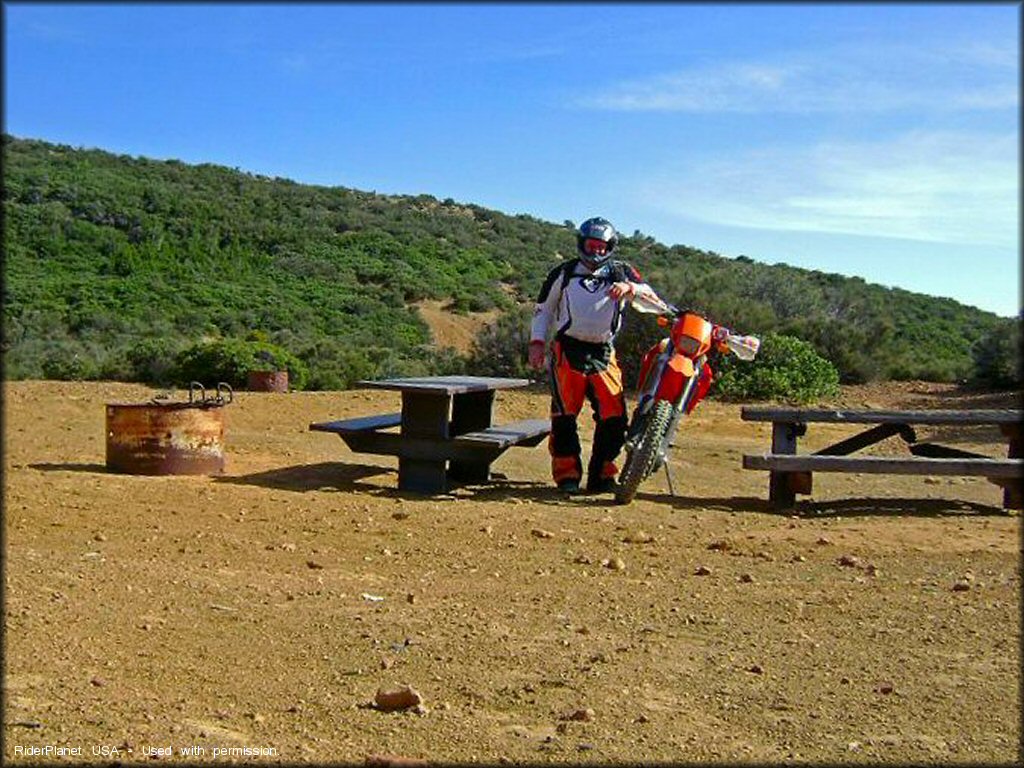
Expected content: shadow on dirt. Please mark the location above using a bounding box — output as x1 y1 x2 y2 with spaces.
629 491 766 512
605 490 1010 517
456 485 762 510
452 479 596 506
790 497 1012 518
29 462 109 473
215 462 394 492
211 463 1015 518
217 465 569 503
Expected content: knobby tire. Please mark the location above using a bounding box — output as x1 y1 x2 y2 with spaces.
615 399 674 505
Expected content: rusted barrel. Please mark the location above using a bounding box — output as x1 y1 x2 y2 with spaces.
247 370 288 392
106 384 231 475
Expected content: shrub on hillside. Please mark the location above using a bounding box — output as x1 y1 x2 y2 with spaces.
970 316 1022 390
174 338 309 390
32 339 134 382
714 332 840 404
299 343 378 391
467 305 534 379
40 347 98 381
127 337 185 385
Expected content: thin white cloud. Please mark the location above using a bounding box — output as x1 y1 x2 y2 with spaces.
24 21 87 43
280 53 311 73
580 41 1018 113
635 131 1019 248
470 43 569 64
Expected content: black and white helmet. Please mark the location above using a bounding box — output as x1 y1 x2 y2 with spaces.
576 217 618 268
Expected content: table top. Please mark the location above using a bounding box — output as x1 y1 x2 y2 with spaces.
358 376 532 395
741 407 1022 426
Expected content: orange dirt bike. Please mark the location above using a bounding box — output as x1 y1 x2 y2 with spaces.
614 294 760 505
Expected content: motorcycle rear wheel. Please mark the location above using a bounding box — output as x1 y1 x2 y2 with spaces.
614 399 674 505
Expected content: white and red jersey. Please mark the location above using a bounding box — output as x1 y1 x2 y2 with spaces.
530 258 660 346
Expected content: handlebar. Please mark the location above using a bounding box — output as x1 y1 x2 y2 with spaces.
630 293 760 360
629 291 678 316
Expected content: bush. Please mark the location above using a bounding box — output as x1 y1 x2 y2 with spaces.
299 343 378 390
714 333 840 404
40 348 97 381
174 338 309 390
127 337 184 385
970 316 1022 389
466 305 534 379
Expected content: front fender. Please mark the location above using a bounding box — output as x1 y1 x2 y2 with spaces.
654 353 695 404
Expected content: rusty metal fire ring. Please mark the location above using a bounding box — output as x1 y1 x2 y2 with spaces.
105 382 233 475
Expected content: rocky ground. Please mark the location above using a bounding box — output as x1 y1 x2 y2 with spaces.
3 378 1021 765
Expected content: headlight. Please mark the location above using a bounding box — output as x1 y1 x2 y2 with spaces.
675 335 701 355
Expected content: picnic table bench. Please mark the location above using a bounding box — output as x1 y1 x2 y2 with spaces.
740 407 1022 510
310 376 549 494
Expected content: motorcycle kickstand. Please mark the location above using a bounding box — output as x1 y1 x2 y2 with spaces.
662 459 676 497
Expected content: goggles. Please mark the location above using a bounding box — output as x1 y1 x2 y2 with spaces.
582 237 609 255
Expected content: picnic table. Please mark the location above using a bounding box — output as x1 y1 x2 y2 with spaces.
310 376 550 493
740 407 1023 510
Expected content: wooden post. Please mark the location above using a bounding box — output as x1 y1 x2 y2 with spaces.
1000 422 1022 510
769 421 807 509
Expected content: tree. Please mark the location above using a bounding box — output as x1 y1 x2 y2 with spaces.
970 316 1022 390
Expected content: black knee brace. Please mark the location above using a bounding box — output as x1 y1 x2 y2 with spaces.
550 414 582 457
593 415 628 465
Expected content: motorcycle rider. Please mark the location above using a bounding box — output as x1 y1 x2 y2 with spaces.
528 217 663 494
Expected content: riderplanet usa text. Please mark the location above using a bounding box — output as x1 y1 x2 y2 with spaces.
13 746 83 756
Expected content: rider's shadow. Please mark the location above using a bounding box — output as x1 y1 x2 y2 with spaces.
635 491 765 512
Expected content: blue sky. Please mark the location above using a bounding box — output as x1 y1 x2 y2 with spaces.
4 2 1019 317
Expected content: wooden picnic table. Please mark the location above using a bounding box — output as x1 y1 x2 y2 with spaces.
310 376 549 493
740 407 1023 510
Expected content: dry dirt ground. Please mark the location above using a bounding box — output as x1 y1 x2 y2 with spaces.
3 378 1021 766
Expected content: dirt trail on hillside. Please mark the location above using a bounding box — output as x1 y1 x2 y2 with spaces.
414 300 501 354
3 380 1020 764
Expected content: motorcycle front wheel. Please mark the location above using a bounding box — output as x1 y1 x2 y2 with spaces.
614 399 674 505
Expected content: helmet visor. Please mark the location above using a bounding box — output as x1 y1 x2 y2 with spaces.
582 237 609 256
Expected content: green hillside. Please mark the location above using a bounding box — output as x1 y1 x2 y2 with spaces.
2 134 1017 390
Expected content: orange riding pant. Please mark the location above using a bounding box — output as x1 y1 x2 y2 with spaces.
547 338 628 485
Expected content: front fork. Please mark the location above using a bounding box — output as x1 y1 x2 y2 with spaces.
626 354 703 466
627 346 673 444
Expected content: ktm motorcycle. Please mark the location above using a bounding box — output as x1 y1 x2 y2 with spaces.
614 294 760 505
